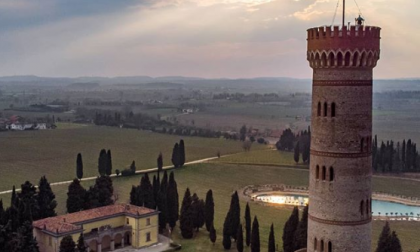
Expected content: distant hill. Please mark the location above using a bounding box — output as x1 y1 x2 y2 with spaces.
0 75 419 93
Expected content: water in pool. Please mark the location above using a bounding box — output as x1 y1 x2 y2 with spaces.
256 194 420 217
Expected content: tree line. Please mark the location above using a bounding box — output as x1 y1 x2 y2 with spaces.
0 176 57 251
372 136 419 173
276 128 311 164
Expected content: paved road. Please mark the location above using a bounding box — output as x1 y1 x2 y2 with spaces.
0 156 220 195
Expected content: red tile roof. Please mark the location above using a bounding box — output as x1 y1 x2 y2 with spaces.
33 204 157 235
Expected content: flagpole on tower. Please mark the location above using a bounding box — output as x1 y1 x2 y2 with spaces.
342 0 345 27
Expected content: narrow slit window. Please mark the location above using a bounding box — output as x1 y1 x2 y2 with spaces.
318 102 321 117
328 241 332 252
324 102 328 117
331 102 336 117
329 167 334 182
322 166 326 181
360 200 365 216
316 165 320 180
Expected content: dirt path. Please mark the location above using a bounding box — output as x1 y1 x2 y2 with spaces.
0 156 220 195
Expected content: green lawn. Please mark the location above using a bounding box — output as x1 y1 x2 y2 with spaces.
2 163 419 251
0 124 266 191
213 149 308 168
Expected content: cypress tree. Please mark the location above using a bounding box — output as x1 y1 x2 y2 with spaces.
223 209 232 249
157 187 168 232
294 141 300 163
282 207 299 252
237 224 244 252
402 140 406 171
19 181 40 221
16 204 40 252
209 224 217 245
294 205 309 250
130 186 139 206
205 189 215 232
153 175 160 205
76 153 83 180
191 193 205 231
245 203 251 247
157 152 163 180
76 233 87 252
106 149 113 176
98 149 107 176
251 216 260 252
172 143 180 168
90 176 114 208
0 200 4 225
179 140 186 167
228 191 241 240
268 223 275 252
37 176 57 219
130 161 136 173
140 173 155 209
161 170 168 192
180 188 194 239
376 222 391 252
167 172 179 230
59 235 76 252
389 231 402 252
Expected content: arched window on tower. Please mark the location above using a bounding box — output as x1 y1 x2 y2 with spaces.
318 102 321 117
360 200 365 216
322 166 326 181
324 102 328 117
329 167 334 182
314 238 318 250
331 102 336 117
353 51 359 67
328 241 332 252
316 165 320 180
320 240 325 252
328 52 335 67
344 51 351 66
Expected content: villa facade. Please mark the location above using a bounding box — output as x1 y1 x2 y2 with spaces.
33 204 159 252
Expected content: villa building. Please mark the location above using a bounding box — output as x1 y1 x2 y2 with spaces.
33 204 159 252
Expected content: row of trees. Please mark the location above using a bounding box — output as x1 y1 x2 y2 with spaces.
220 192 278 252
66 176 114 213
180 188 215 239
276 128 311 164
372 136 419 173
130 170 180 232
282 206 308 252
0 176 57 251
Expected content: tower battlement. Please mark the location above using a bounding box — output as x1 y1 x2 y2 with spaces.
307 26 381 52
307 26 381 69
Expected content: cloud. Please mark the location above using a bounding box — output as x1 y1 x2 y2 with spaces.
0 0 419 78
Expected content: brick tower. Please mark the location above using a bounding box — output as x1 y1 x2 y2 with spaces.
306 22 381 252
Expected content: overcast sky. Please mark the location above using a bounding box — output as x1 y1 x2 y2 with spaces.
0 0 418 79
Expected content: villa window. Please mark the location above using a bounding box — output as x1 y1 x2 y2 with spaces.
324 102 328 117
127 218 129 225
49 237 52 246
146 218 151 226
329 167 334 182
316 165 320 180
322 166 326 181
331 103 336 117
328 241 332 252
146 232 151 242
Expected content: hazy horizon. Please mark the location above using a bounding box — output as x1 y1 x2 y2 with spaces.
1 0 419 79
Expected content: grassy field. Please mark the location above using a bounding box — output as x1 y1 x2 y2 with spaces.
0 124 267 191
2 163 419 251
213 149 308 168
